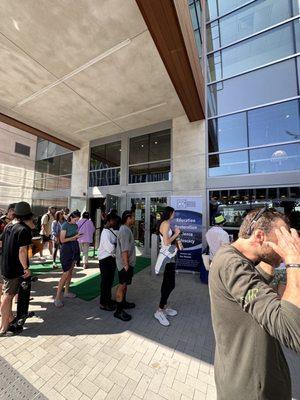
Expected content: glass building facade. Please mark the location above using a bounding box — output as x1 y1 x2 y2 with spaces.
206 0 300 177
188 0 300 234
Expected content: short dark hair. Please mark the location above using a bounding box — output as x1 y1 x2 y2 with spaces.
68 210 81 222
82 211 90 219
239 208 289 239
7 203 16 211
106 213 118 222
121 210 133 224
17 213 34 222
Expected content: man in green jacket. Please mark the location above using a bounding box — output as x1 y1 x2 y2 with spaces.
209 207 300 400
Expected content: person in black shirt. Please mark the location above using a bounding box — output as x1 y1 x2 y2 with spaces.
0 202 34 336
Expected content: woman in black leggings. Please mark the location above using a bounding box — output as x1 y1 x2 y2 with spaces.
154 206 181 327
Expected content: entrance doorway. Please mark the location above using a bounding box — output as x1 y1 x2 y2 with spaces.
127 194 169 256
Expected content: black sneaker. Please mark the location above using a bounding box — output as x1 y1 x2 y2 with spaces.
114 310 132 321
123 301 136 309
100 304 116 312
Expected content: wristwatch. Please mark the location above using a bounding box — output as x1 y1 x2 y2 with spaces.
286 264 300 268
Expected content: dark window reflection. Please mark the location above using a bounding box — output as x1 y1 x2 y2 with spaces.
248 100 300 147
89 169 120 187
129 162 171 184
90 141 121 170
129 130 171 165
209 186 300 233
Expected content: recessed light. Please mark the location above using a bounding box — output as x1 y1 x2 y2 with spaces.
141 145 144 148
154 141 158 145
285 114 290 118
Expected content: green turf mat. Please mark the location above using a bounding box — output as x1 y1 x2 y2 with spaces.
69 256 150 301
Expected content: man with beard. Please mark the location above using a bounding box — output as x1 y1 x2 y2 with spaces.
209 207 300 400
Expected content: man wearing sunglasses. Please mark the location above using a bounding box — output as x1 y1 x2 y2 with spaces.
209 206 300 400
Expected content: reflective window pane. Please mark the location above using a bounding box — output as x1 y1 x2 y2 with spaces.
248 100 300 147
296 19 300 52
129 162 171 184
250 144 300 173
36 140 48 160
207 0 293 52
218 0 250 16
208 23 294 81
206 0 218 21
89 168 120 187
48 157 60 176
208 59 298 117
149 130 171 162
129 130 171 165
59 153 73 176
90 141 121 170
209 151 248 176
129 135 149 165
209 112 247 152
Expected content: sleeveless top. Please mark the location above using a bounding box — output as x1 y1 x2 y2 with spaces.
159 227 173 247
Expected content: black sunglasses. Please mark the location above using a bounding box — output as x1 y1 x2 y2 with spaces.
246 205 269 237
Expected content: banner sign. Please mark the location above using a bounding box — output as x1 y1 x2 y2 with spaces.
170 196 203 272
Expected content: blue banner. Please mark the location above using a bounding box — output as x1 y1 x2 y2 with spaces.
170 196 203 273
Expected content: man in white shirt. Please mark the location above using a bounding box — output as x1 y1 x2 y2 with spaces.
98 214 119 311
206 214 230 261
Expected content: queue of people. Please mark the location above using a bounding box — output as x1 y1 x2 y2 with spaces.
0 198 300 400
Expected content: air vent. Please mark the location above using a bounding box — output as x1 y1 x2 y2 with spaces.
15 142 30 157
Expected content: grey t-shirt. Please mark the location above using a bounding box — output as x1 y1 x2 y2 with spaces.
209 244 300 400
116 224 136 271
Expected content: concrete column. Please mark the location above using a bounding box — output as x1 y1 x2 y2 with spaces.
172 114 207 232
70 143 90 210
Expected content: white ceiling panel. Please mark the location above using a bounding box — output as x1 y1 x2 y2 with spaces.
0 34 55 108
66 31 180 120
0 0 146 78
14 83 109 137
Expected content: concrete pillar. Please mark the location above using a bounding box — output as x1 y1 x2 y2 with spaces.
172 115 208 233
70 143 90 211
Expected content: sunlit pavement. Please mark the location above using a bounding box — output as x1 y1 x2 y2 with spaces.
0 262 299 400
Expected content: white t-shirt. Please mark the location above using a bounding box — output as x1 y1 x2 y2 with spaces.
205 226 230 260
98 228 117 260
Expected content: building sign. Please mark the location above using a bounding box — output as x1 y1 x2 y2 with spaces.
170 196 202 272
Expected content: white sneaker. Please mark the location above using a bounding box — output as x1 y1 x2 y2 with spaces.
63 292 77 299
54 299 64 308
154 310 170 326
164 308 177 317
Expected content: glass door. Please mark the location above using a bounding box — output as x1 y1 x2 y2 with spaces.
127 193 170 256
128 197 146 255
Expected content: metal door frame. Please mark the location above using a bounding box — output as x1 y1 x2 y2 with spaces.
126 192 171 256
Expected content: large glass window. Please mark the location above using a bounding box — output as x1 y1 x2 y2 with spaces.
207 0 293 51
208 22 295 81
206 0 250 21
248 100 300 147
189 0 203 60
209 151 248 176
129 130 171 184
208 112 247 152
89 141 121 187
208 59 298 117
250 143 300 173
34 153 72 191
36 139 70 161
209 186 300 235
208 100 300 176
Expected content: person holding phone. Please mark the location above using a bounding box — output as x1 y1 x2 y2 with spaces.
154 206 181 327
54 210 81 308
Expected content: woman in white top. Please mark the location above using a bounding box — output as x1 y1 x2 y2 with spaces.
98 213 119 311
154 206 181 327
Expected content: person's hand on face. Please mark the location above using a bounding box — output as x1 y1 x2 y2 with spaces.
175 227 181 236
266 227 300 265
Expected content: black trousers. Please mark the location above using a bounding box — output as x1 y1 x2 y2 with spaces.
159 263 176 309
99 257 116 306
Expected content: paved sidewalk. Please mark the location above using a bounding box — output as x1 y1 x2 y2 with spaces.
0 265 299 400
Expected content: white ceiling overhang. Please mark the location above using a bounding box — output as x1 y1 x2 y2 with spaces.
0 0 184 147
